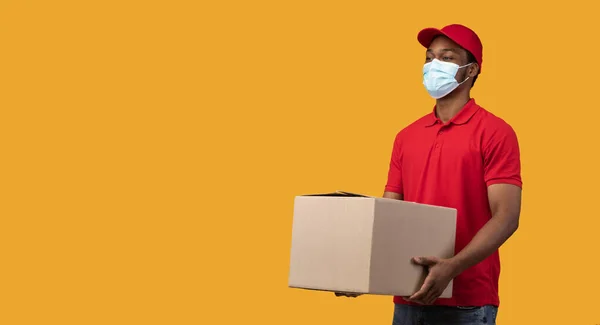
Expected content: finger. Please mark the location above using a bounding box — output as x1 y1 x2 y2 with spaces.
409 278 434 301
409 286 429 301
428 293 440 305
421 287 435 303
411 298 425 305
423 288 441 305
412 256 439 266
403 296 425 305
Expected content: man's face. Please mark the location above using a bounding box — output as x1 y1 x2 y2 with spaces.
425 36 474 85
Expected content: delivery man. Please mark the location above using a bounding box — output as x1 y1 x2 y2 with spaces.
338 24 523 325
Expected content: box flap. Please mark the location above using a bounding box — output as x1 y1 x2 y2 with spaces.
301 190 369 198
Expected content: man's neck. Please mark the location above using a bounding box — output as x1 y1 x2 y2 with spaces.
435 91 471 123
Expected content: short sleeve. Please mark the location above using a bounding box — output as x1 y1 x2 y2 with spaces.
384 132 404 194
483 122 522 188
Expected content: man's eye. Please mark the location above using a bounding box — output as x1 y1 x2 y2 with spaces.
443 56 453 61
425 57 432 62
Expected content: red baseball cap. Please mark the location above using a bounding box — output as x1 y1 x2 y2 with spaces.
417 24 483 72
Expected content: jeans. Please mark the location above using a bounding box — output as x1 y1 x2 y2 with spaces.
392 304 498 325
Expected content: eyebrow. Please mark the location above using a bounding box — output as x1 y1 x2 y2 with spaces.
426 48 460 54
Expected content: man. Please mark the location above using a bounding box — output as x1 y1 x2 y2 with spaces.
386 24 522 325
338 24 522 325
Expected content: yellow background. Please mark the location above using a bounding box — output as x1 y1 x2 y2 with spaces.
1 0 598 324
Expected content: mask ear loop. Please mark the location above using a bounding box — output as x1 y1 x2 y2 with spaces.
456 62 475 85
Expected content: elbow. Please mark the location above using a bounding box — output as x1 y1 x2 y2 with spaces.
508 216 520 234
496 212 519 236
511 221 519 234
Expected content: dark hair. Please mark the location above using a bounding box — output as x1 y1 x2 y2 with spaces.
466 51 479 88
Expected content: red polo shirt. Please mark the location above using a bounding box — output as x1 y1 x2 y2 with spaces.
384 98 522 307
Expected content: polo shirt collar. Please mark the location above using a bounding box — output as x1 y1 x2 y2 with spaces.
425 98 480 127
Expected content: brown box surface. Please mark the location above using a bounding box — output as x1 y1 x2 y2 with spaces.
288 191 457 298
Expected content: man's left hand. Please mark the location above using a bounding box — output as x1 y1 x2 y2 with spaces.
405 256 458 305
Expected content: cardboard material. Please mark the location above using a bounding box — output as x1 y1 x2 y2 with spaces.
288 191 457 298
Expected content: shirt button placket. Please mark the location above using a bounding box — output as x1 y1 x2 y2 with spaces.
433 126 445 154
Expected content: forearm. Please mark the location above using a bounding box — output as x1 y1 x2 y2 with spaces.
449 213 518 277
383 191 403 200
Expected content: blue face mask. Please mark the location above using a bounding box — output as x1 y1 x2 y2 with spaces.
423 59 473 99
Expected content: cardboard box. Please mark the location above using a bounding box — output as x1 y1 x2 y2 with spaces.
288 191 457 298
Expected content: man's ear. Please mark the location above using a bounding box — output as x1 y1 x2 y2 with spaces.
469 63 480 78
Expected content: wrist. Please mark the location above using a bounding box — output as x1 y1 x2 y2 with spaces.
447 256 465 278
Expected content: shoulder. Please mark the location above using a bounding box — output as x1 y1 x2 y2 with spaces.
393 113 433 142
477 107 520 149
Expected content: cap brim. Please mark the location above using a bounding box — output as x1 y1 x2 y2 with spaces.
417 28 446 48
